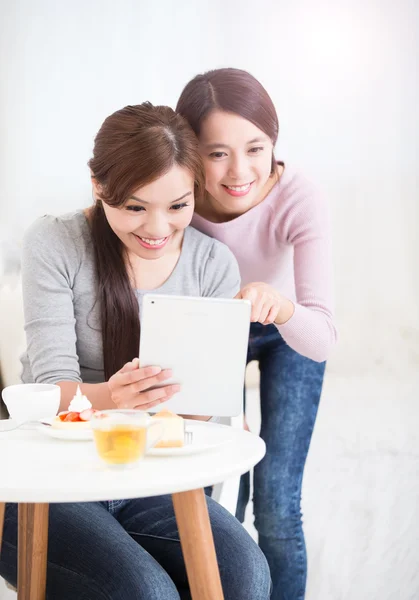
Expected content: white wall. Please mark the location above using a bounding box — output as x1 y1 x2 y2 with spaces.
2 0 418 377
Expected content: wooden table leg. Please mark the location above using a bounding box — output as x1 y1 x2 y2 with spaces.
18 503 49 600
172 488 224 600
0 503 5 554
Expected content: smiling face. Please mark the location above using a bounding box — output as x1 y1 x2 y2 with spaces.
199 110 277 219
96 164 195 260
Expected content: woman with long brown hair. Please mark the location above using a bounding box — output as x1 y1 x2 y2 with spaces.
177 68 337 600
0 102 271 599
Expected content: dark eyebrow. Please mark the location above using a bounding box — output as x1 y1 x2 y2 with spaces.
204 143 230 150
204 136 268 150
247 137 267 144
128 191 192 204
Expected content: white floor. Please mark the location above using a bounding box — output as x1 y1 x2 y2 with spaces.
244 372 419 600
1 373 418 600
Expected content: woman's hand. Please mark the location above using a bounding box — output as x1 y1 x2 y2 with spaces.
235 282 294 326
108 358 180 411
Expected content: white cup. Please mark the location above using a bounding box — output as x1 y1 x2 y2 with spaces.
2 383 61 424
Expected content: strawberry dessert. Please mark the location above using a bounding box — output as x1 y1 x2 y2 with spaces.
52 385 99 430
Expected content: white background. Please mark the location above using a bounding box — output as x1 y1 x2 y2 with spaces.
0 1 418 598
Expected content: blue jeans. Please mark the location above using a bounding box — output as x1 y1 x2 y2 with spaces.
0 495 271 599
237 323 326 600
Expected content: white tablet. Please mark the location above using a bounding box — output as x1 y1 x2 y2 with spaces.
139 294 251 416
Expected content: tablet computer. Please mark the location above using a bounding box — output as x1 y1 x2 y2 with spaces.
139 294 251 416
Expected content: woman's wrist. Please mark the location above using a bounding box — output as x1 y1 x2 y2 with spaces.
274 297 295 326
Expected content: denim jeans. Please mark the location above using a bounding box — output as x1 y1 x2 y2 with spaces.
236 323 326 600
0 494 271 599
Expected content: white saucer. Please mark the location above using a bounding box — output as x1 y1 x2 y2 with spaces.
147 420 234 457
37 421 93 441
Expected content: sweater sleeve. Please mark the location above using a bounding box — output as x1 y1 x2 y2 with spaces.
21 216 83 383
276 185 337 362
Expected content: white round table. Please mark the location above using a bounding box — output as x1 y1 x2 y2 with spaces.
0 421 265 600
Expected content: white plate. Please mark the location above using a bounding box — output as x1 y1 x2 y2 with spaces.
0 418 63 433
147 420 233 457
37 421 93 441
36 419 234 451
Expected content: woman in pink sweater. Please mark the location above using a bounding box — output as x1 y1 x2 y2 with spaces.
177 68 337 600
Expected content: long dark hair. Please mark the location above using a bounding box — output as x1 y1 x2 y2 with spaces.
176 68 279 174
88 103 205 380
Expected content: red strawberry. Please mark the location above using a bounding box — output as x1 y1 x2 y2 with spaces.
63 412 81 422
58 412 69 421
79 408 95 421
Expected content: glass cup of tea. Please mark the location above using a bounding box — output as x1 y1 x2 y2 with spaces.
90 410 163 467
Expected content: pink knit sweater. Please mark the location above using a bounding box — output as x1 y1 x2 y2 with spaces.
191 167 337 362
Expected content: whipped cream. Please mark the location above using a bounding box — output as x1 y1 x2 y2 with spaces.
68 385 92 412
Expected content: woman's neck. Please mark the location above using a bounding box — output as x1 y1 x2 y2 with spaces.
125 249 181 290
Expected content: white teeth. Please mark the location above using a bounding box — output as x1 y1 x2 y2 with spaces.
140 237 166 246
225 184 251 191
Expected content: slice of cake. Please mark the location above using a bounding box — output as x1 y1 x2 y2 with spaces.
52 385 98 430
151 410 185 448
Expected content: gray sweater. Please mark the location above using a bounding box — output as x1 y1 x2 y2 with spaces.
20 211 241 384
